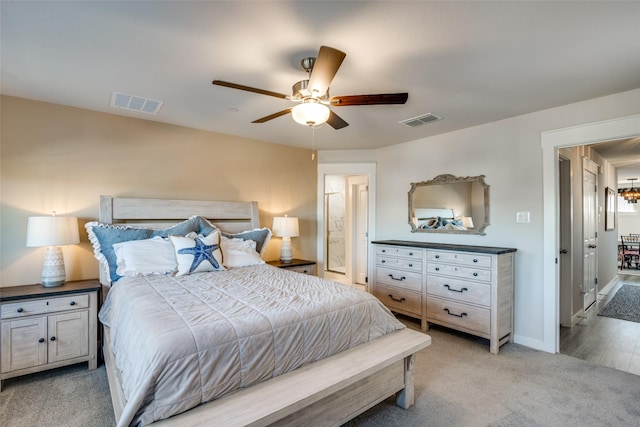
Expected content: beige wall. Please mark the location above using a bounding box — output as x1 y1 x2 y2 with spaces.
1 95 317 287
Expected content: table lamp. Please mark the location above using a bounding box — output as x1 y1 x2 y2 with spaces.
272 215 299 263
26 214 80 287
460 216 474 229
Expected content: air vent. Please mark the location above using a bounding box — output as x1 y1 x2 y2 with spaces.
110 92 163 115
399 113 441 127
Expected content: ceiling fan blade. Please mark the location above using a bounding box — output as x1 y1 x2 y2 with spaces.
330 93 408 106
252 108 292 123
307 46 346 98
326 110 349 129
212 80 288 100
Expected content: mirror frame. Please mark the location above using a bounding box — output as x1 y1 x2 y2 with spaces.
408 174 490 235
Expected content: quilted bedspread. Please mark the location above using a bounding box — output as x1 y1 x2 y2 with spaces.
99 264 405 426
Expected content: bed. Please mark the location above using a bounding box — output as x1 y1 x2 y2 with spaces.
95 195 431 426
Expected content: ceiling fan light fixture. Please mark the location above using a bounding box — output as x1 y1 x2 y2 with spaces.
292 101 330 126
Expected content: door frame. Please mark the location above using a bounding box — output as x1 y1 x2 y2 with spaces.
317 163 376 288
542 113 640 353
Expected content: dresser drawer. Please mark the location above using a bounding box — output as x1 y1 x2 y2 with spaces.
372 284 421 316
376 255 422 272
427 297 490 335
376 246 422 260
427 263 492 283
427 276 491 307
427 250 492 268
1 294 89 319
375 267 423 292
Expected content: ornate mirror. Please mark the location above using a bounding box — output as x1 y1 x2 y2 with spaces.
408 174 490 235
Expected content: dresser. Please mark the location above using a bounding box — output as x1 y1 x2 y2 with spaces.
0 280 100 391
371 240 516 354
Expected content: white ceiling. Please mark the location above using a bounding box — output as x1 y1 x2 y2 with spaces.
1 1 640 152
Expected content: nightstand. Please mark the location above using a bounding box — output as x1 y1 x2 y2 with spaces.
0 279 100 391
267 259 316 275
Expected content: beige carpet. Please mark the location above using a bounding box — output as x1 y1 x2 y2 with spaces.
2 324 640 427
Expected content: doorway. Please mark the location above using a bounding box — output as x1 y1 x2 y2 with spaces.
323 174 369 285
317 163 376 289
542 113 640 353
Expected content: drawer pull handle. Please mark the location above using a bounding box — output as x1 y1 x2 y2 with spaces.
388 274 406 281
409 252 414 256
70 301 76 306
444 285 468 293
473 259 478 263
435 255 440 259
473 272 479 277
388 294 406 303
39 338 45 343
444 308 467 318
435 267 440 271
50 336 56 341
381 260 386 263
408 263 413 267
382 249 386 253
17 308 24 313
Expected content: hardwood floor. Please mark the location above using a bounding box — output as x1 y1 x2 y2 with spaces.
560 274 640 375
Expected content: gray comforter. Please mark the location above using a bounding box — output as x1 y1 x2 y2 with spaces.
99 264 404 426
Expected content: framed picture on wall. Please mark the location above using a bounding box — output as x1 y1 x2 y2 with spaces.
605 187 616 231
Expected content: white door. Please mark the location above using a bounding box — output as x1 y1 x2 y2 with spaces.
558 155 573 327
355 183 368 285
582 158 598 311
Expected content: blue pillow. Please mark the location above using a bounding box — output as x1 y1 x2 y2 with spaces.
151 216 216 238
221 228 272 256
88 225 152 283
86 216 217 283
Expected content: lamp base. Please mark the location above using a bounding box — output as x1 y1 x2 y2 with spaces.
280 236 293 263
41 246 66 287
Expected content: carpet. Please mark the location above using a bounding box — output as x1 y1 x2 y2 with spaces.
598 284 640 323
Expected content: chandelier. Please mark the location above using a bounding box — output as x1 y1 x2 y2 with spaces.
619 178 640 203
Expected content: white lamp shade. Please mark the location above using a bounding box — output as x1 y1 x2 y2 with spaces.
26 216 80 247
291 102 330 126
272 216 299 238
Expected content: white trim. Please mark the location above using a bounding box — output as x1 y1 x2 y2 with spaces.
317 163 376 286
542 113 640 353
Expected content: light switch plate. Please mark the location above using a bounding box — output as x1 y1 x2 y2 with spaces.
516 212 531 223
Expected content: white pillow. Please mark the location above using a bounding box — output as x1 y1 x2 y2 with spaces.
170 230 225 276
113 236 177 277
220 236 265 268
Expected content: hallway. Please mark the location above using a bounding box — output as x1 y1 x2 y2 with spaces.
560 274 640 375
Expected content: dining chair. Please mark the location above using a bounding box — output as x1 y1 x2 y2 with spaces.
620 236 640 269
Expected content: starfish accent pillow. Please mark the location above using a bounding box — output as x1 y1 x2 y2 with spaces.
170 230 225 276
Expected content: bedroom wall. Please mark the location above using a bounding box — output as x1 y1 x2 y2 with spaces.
0 95 317 287
319 87 640 351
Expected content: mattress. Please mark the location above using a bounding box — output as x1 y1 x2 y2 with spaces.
99 264 405 426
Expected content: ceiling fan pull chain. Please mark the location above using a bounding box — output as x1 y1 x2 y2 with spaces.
311 125 316 161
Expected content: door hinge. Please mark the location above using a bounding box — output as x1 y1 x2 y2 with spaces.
555 257 558 264
365 276 368 283
595 277 598 285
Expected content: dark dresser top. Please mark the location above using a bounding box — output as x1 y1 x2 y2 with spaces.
372 240 517 255
0 279 101 302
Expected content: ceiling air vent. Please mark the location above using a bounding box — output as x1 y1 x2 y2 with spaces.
110 92 163 115
399 113 441 127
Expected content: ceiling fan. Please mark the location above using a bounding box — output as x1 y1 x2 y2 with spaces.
212 46 408 129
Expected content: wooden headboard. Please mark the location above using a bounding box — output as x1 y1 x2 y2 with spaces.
98 195 260 285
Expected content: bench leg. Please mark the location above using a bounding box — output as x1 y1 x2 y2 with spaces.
395 353 416 409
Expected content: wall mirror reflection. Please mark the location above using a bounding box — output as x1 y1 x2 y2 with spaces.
408 174 490 235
